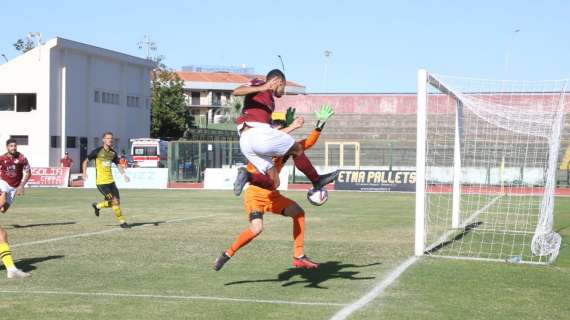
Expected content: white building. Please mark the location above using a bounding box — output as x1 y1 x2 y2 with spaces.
0 37 154 172
176 69 306 125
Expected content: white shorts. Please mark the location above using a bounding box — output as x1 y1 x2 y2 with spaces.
0 179 16 206
239 124 295 174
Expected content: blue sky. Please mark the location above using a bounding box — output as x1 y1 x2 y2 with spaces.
1 0 569 92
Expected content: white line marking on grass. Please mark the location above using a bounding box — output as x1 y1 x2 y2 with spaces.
12 215 213 248
330 256 419 320
0 289 347 307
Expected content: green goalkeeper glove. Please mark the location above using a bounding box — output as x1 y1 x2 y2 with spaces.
314 104 335 131
285 107 296 127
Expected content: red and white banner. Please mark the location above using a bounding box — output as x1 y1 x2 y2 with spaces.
28 167 70 187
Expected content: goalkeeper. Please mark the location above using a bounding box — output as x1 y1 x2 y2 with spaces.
214 105 334 271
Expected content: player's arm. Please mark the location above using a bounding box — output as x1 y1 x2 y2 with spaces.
232 78 279 96
299 129 321 151
16 162 31 196
299 105 335 150
83 148 99 180
280 116 304 134
82 159 90 177
113 153 130 182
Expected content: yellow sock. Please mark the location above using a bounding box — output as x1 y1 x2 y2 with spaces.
112 205 126 224
0 242 15 270
97 201 111 209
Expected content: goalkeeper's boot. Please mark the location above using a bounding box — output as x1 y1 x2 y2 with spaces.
7 268 31 279
313 170 339 189
214 252 231 271
233 167 250 196
91 202 100 217
120 222 131 229
292 255 319 269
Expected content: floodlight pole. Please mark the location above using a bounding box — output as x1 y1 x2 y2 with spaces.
323 50 332 92
504 29 520 78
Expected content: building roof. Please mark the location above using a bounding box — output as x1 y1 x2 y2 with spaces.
176 71 305 88
51 37 155 68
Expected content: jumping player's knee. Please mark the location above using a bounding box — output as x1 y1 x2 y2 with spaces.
287 142 303 157
249 212 264 235
283 203 304 217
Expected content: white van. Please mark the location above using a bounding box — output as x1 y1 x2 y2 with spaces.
130 138 168 168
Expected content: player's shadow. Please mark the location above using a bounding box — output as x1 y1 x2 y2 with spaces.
8 222 76 229
426 221 483 254
0 255 65 272
129 221 167 228
104 221 166 228
225 261 380 289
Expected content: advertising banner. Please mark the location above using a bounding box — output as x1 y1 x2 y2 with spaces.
335 169 416 192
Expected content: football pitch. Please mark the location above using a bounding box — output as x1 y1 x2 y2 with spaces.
0 188 568 319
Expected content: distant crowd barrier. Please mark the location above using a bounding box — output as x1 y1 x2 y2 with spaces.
84 168 168 189
28 167 70 187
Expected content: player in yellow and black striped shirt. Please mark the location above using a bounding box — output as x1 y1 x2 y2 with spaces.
82 132 131 228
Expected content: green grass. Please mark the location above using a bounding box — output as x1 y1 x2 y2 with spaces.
0 189 568 319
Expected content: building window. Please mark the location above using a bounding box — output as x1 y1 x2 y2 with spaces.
212 92 222 106
94 90 100 103
51 136 61 148
127 95 141 107
10 135 28 145
67 136 77 148
0 94 15 111
16 94 37 112
99 91 120 106
191 92 200 105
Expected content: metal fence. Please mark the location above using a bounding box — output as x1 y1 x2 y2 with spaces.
168 140 244 182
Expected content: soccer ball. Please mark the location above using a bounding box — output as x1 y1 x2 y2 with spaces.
307 187 328 206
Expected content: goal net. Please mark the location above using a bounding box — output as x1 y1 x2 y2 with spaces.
415 70 567 264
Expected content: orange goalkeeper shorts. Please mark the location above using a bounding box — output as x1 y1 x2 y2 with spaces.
244 186 295 216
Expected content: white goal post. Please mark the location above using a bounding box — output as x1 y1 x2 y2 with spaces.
415 69 567 264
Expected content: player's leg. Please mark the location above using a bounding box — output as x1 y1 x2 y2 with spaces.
0 182 15 213
108 184 129 229
0 226 30 279
286 142 339 189
214 212 264 271
273 198 319 269
234 128 283 195
93 184 112 217
0 192 9 213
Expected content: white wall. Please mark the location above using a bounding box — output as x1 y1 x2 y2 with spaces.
0 38 152 173
0 45 51 167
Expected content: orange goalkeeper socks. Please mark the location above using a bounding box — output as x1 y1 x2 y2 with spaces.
226 229 257 257
293 213 306 258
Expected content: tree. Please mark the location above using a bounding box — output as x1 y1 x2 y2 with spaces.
13 38 35 53
223 96 244 123
150 62 190 139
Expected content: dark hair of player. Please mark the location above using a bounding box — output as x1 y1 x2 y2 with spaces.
102 131 113 138
6 138 17 146
266 69 286 82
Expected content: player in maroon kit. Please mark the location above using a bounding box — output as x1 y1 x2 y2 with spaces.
232 69 338 196
0 138 31 278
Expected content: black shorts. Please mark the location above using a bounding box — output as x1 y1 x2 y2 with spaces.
96 183 120 201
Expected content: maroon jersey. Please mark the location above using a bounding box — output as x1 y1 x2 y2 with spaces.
60 157 72 167
0 152 30 188
236 79 275 125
